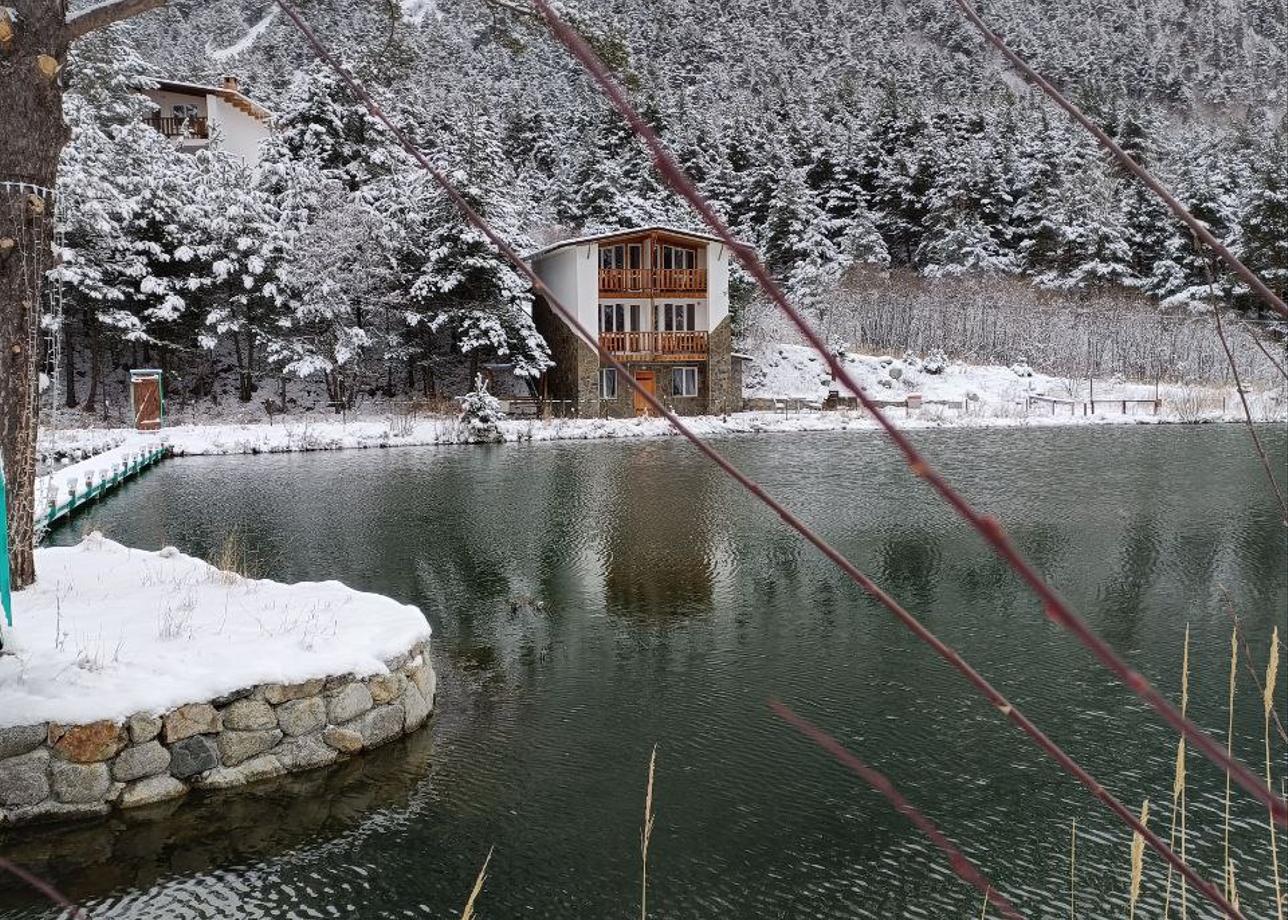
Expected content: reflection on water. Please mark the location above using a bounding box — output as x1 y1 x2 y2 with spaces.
2 425 1283 920
0 729 434 911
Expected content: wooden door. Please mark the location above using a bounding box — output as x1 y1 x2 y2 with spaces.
633 370 655 417
133 377 162 430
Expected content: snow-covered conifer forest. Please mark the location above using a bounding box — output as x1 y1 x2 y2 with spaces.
54 0 1288 413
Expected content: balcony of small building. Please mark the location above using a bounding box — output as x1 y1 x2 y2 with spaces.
146 114 210 141
598 330 709 362
597 267 708 297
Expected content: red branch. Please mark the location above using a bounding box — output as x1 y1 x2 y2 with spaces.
528 0 1286 838
272 3 1250 915
771 700 1025 920
0 857 83 916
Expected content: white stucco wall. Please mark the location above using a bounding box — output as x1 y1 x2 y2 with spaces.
532 245 598 339
706 243 730 329
207 97 272 166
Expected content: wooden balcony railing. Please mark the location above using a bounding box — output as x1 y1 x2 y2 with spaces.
598 268 707 294
147 115 210 139
598 331 709 360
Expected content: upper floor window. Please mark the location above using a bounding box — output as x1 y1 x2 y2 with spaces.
599 244 643 271
172 103 200 120
659 245 697 270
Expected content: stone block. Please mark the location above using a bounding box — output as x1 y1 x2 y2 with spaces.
276 697 325 736
274 734 338 772
262 679 324 705
342 703 404 750
0 724 48 759
403 684 431 733
0 749 51 807
126 713 163 744
119 775 188 809
326 683 373 724
195 754 285 790
49 721 127 763
50 760 110 804
217 729 283 767
321 726 364 754
112 741 170 782
367 673 405 705
221 699 277 731
3 800 111 825
168 736 219 778
162 704 221 743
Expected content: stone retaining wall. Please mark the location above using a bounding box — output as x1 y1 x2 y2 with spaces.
0 641 434 828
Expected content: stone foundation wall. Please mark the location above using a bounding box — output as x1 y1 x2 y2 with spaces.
0 642 435 828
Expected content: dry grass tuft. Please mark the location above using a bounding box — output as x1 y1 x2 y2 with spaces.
209 526 257 583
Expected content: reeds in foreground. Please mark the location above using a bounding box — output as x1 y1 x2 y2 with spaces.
1129 799 1151 920
1225 624 1238 906
1266 627 1283 920
459 847 493 920
641 744 657 920
1069 818 1077 920
1164 626 1190 920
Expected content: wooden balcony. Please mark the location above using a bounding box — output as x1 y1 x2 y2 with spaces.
598 268 707 295
599 331 709 362
148 115 209 140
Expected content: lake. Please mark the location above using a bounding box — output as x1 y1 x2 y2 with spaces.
3 424 1285 919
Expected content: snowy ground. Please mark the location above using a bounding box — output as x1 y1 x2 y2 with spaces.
0 535 431 729
32 346 1284 479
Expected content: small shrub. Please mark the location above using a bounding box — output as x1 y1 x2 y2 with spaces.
459 375 506 443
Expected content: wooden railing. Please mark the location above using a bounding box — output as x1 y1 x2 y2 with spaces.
598 268 707 294
147 115 210 139
598 331 708 359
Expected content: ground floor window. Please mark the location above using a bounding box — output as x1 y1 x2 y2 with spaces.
600 367 618 399
672 366 698 397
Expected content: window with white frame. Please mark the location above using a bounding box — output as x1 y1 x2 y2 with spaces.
658 302 696 332
600 302 626 333
600 368 618 399
672 367 698 397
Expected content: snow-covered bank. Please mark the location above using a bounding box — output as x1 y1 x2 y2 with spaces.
0 536 431 728
33 352 1283 465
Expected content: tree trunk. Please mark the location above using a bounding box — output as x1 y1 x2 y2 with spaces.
63 315 77 407
0 1 71 590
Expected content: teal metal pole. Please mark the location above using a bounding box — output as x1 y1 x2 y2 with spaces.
0 458 12 631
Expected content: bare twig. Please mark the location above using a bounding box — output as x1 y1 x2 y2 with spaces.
948 0 1288 320
1222 594 1288 745
771 700 1025 920
270 5 1251 914
1204 254 1288 523
528 0 1286 835
1237 321 1288 384
64 0 167 40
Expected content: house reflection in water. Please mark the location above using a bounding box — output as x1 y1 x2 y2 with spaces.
598 442 720 617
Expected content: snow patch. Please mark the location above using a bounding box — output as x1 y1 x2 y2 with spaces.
0 535 430 728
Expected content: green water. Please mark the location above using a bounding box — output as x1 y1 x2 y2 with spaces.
3 424 1285 919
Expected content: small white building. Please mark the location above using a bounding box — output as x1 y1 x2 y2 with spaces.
526 226 739 417
140 76 273 166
